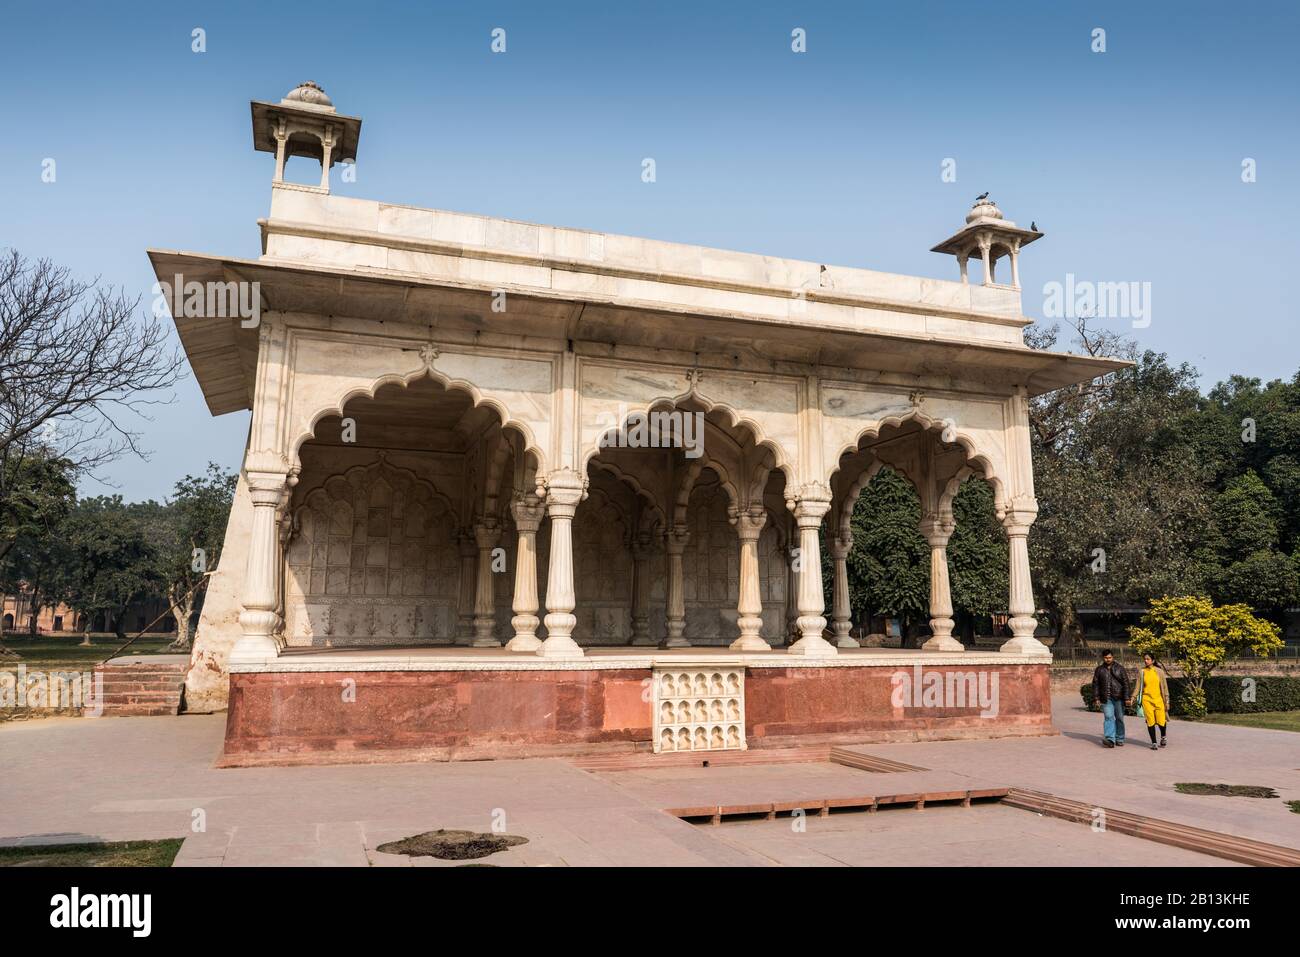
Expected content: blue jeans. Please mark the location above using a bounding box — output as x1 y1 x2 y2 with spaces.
1102 698 1126 743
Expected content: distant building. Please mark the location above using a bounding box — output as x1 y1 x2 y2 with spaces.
0 588 174 636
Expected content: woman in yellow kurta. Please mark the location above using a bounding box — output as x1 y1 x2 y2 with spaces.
1132 652 1170 750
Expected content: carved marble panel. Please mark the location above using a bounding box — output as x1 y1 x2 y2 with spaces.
653 667 746 753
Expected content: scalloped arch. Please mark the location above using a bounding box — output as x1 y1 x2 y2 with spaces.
295 457 458 527
580 389 796 490
589 459 668 532
827 407 1007 511
292 368 548 478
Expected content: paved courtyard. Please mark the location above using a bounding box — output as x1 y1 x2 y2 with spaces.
0 695 1293 866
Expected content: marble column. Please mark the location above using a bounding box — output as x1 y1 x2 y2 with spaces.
919 512 963 652
538 470 585 659
829 535 859 648
272 122 287 183
506 498 545 651
1000 501 1048 655
629 532 655 645
230 467 291 663
730 506 770 652
661 525 691 648
787 486 836 657
978 233 993 286
785 540 799 646
471 519 502 647
455 533 477 645
319 127 335 190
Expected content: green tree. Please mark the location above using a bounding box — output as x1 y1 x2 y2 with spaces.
60 497 163 642
1028 317 1211 647
845 468 928 643
0 451 76 652
947 478 1008 641
1185 373 1300 551
1198 470 1299 617
1129 596 1283 718
152 464 237 650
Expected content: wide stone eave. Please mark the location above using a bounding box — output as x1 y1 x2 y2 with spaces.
147 248 1131 417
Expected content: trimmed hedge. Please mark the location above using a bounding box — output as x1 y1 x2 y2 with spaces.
1080 673 1300 716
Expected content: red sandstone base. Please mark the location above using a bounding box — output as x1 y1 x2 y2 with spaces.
219 662 1053 767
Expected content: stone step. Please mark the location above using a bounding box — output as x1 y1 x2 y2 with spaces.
1002 787 1300 867
99 679 185 691
666 786 1010 825
829 747 927 773
570 744 829 771
86 699 182 717
87 661 187 717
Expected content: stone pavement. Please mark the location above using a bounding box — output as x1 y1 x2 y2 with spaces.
704 802 1239 867
836 695 1300 851
0 695 1289 866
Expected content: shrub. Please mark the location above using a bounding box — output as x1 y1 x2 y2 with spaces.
1128 596 1283 718
1079 675 1300 716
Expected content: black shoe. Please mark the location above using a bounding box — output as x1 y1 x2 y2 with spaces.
1104 739 1115 748
1150 743 1158 750
1160 738 1167 747
1116 741 1125 747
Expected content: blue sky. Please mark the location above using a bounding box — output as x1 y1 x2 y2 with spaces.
2 1 1296 501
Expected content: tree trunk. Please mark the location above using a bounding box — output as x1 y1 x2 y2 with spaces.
1052 604 1085 655
167 591 194 651
113 606 128 641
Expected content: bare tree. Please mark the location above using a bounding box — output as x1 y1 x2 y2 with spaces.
0 248 184 562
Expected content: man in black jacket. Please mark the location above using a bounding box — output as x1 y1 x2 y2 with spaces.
1092 650 1130 748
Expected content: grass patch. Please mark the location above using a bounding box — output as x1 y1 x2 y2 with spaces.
0 839 183 867
0 635 176 671
376 829 527 861
1174 783 1278 799
1286 801 1300 815
1196 711 1300 733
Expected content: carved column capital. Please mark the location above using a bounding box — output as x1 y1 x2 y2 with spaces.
631 531 658 560
474 519 501 549
544 468 586 516
788 484 832 528
919 511 957 547
510 496 546 533
458 531 478 559
1001 497 1039 535
729 505 767 542
664 525 691 554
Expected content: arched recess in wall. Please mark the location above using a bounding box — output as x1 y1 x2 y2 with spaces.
290 366 547 485
579 390 796 493
827 407 1008 513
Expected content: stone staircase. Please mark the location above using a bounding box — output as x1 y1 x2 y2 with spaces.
87 655 190 717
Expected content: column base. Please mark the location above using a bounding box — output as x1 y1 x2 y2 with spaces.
537 636 584 658
921 635 965 652
661 637 691 649
999 635 1051 656
228 635 280 664
729 635 772 652
538 613 584 658
505 635 542 652
786 635 838 657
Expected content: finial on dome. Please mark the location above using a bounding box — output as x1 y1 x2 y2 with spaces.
966 195 1004 224
282 81 335 112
